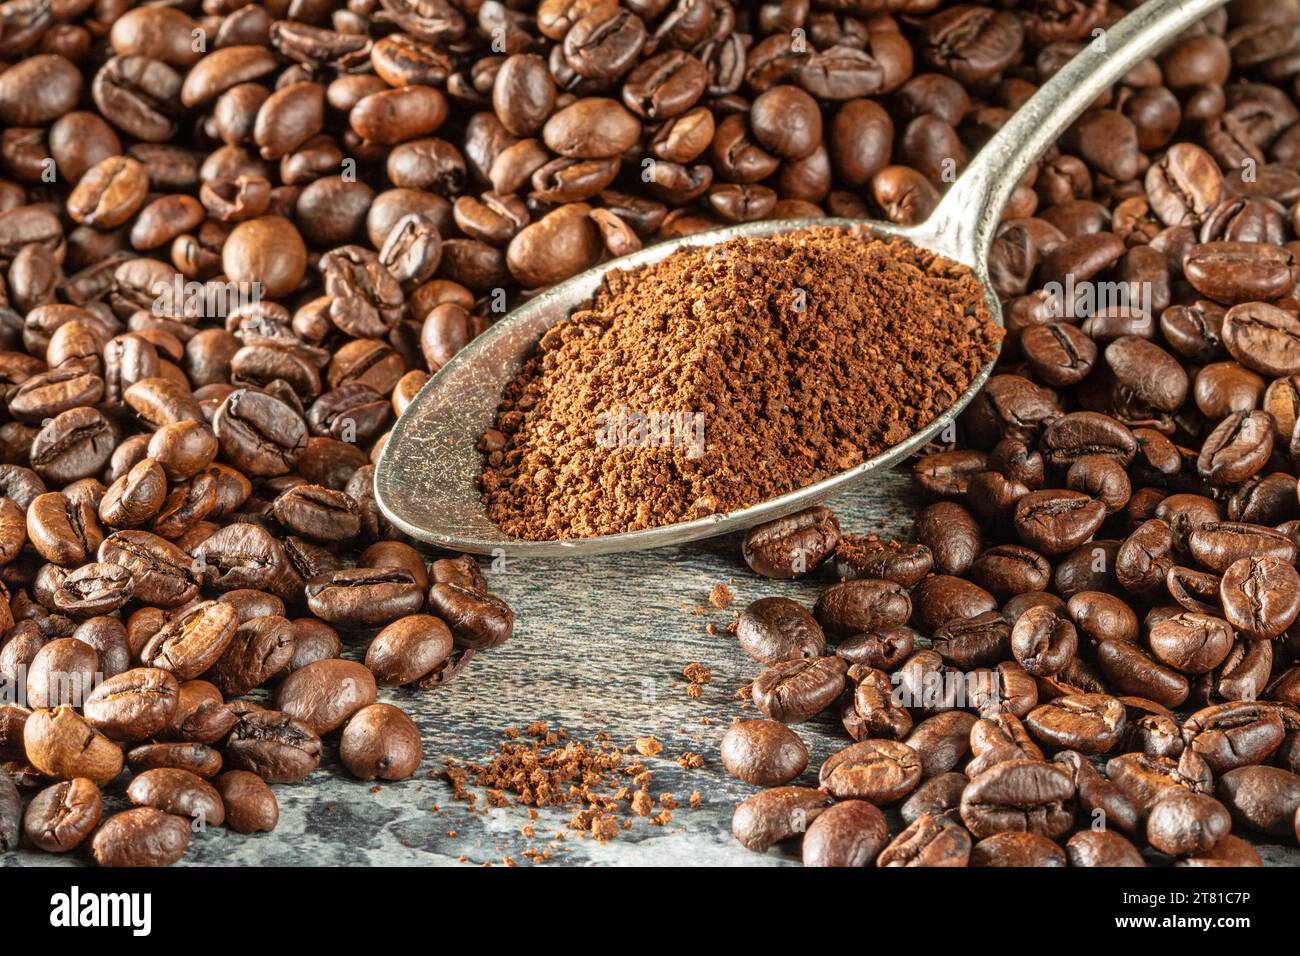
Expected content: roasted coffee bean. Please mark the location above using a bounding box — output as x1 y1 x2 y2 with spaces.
877 813 972 867
274 659 376 736
1219 557 1300 640
1067 591 1138 646
831 537 932 587
27 492 102 566
1183 702 1286 773
285 618 342 676
913 502 982 576
126 767 224 826
1146 788 1231 857
913 450 989 498
1066 830 1145 867
1188 521 1297 573
751 656 848 724
1197 410 1273 485
1217 765 1300 837
741 506 840 578
214 770 278 834
1097 639 1190 709
22 777 102 853
90 807 190 868
842 664 912 742
905 712 979 778
98 530 198 608
735 597 825 665
801 800 888 868
835 627 916 671
339 704 422 782
365 615 453 687
141 600 239 680
190 524 301 602
25 638 98 709
1010 605 1077 677
731 786 832 853
970 831 1067 868
82 668 179 742
425 582 512 650
959 759 1075 839
900 772 968 825
1148 613 1234 675
127 742 222 779
1025 694 1126 755
23 706 123 786
720 719 808 787
1013 490 1106 556
304 568 425 629
910 575 997 633
969 546 1051 600
223 710 321 784
51 562 135 616
932 612 1011 670
814 579 910 639
207 615 295 697
1184 241 1294 304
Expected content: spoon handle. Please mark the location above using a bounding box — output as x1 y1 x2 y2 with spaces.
921 0 1229 266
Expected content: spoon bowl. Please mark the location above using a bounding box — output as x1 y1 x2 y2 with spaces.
376 0 1227 557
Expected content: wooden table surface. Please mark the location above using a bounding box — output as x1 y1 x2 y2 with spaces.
5 464 1299 867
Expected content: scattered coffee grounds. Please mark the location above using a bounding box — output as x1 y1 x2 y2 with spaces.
709 584 735 609
682 663 713 684
479 227 1001 539
443 724 696 846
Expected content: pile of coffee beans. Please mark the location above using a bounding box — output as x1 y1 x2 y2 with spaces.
728 496 1300 865
714 0 1300 869
2 0 1299 868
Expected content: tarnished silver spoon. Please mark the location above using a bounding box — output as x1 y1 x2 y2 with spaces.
376 0 1226 557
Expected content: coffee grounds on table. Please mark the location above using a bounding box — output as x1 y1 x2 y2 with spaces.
479 226 1002 539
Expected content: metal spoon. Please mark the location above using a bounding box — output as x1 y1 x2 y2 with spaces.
376 0 1226 557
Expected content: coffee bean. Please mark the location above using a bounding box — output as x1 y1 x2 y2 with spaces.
1217 765 1300 837
876 813 971 867
141 600 239 680
224 710 321 784
970 831 1067 867
23 706 123 786
1183 702 1287 773
731 786 832 853
127 742 222 779
815 579 911 638
126 767 224 826
741 506 840 578
1146 788 1231 856
959 760 1074 839
1147 612 1234 674
1097 640 1190 709
1014 490 1106 556
720 719 808 786
834 626 916 670
22 777 102 852
90 807 190 867
425 582 512 649
338 703 422 781
274 659 376 736
1025 694 1126 755
801 800 888 868
819 739 922 802
751 656 848 724
214 770 278 834
735 597 825 665
1219 557 1300 639
82 667 179 742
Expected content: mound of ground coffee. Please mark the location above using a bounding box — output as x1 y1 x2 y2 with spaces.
479 227 1003 539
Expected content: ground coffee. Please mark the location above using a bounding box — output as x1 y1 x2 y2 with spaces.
480 227 1003 539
